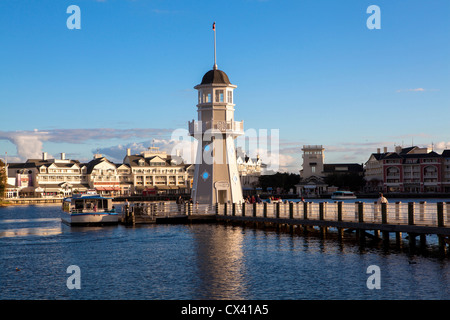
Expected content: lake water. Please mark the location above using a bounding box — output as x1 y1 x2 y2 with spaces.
1 200 450 301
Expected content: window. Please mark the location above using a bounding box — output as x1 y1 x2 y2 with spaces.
215 90 224 102
227 91 233 103
204 92 211 103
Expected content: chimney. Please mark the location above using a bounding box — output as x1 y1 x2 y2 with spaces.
383 147 387 153
377 148 380 154
61 152 66 160
126 148 131 156
42 152 48 161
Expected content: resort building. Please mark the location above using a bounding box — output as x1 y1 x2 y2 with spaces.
122 146 194 196
7 152 89 198
296 145 363 196
364 146 448 193
3 144 263 199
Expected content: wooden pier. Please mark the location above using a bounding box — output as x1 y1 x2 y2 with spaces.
118 200 450 254
215 201 450 254
120 201 216 225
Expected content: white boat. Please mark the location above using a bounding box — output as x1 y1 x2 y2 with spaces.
331 191 357 200
61 193 118 226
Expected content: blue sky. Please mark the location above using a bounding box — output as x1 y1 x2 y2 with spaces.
0 0 449 172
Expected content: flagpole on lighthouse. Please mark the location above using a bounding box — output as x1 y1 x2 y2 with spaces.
213 22 217 70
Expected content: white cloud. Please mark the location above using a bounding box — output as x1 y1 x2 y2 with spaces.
0 128 173 161
395 88 439 93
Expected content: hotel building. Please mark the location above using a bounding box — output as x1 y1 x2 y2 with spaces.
4 146 262 199
365 146 450 193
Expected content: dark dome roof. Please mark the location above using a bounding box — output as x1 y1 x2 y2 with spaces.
200 69 231 85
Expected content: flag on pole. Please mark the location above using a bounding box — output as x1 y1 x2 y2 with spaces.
212 22 215 31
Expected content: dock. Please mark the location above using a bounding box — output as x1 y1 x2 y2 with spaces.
120 202 216 225
108 200 450 254
216 201 450 253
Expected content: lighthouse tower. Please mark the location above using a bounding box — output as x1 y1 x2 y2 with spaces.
188 23 244 205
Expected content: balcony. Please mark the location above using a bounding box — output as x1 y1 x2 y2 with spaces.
189 120 244 136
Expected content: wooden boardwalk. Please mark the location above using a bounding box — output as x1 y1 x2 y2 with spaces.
119 200 450 253
215 201 450 252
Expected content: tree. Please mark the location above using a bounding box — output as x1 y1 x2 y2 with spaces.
0 159 6 199
258 172 300 193
324 173 365 192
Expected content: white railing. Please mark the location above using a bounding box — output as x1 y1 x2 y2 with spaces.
124 201 450 228
216 201 450 228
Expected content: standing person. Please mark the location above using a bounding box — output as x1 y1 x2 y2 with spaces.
176 196 183 213
377 193 388 204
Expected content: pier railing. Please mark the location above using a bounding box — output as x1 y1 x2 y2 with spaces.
124 201 450 228
216 201 450 228
126 201 217 218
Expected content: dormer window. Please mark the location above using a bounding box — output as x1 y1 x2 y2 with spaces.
138 159 145 166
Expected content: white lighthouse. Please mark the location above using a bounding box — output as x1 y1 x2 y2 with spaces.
188 23 244 205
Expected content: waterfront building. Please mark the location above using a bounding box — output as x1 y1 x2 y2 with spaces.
296 145 363 196
84 154 121 197
7 152 89 198
364 146 448 193
123 147 194 196
237 149 263 192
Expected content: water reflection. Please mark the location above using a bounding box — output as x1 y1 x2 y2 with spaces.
0 226 62 237
0 218 60 224
192 224 247 299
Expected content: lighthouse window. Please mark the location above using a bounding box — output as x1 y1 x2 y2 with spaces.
215 90 224 102
227 91 233 103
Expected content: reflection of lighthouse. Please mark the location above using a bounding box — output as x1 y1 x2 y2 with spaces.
188 23 244 205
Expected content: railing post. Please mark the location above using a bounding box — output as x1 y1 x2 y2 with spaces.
289 202 294 219
224 203 227 217
381 202 387 224
276 202 280 219
253 202 257 217
437 202 447 254
337 201 343 222
263 202 267 218
303 202 308 220
337 202 344 239
242 203 245 217
437 202 444 227
319 202 325 221
395 202 401 222
358 202 364 223
408 202 414 225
